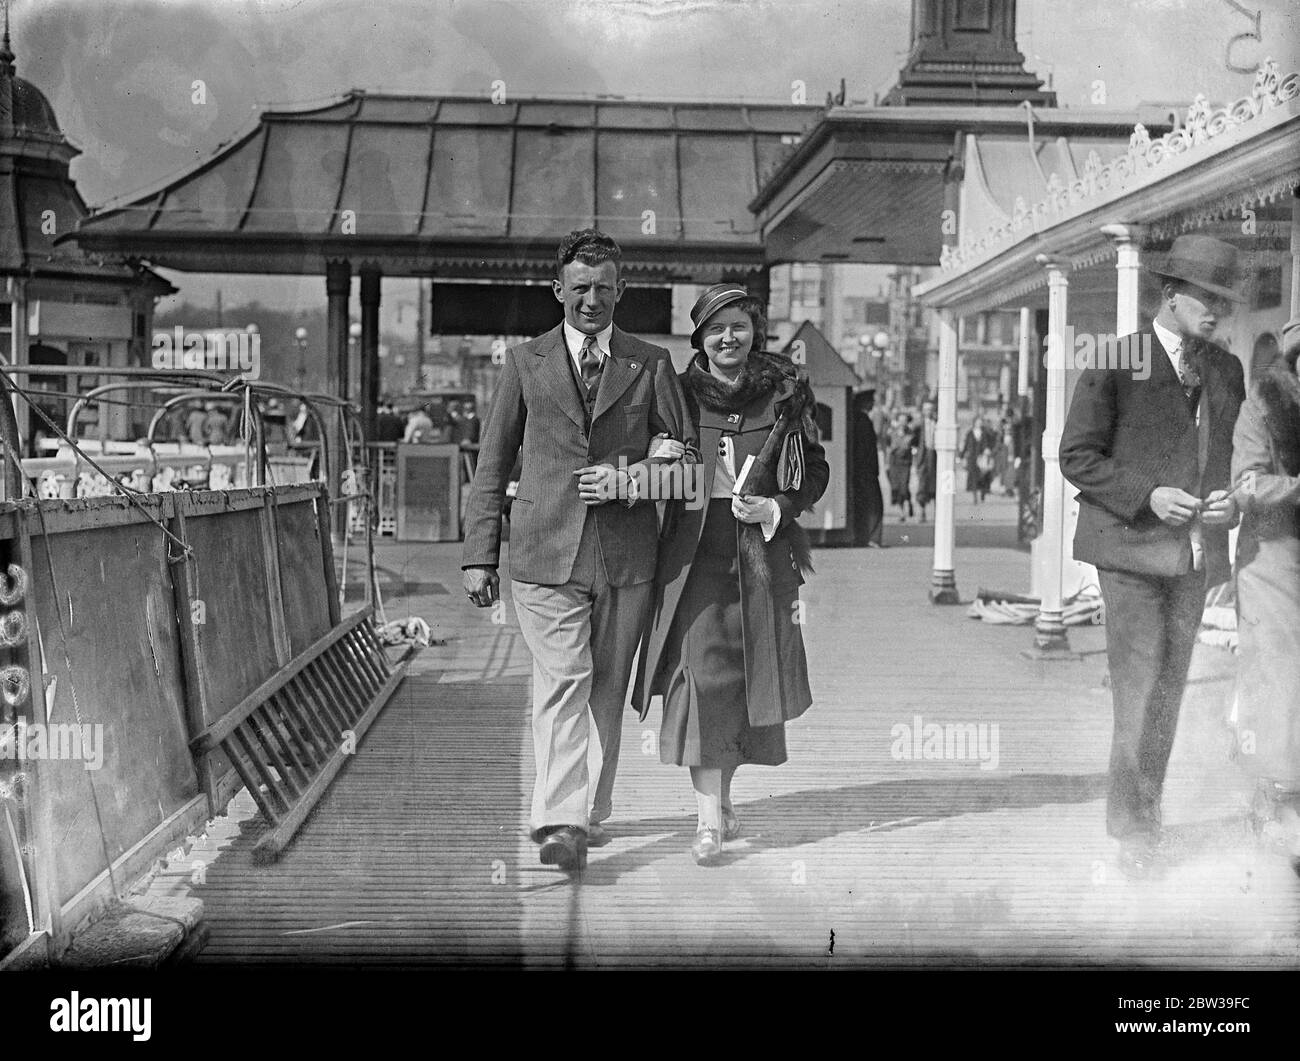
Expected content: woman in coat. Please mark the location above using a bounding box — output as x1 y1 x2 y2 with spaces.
1232 318 1300 875
886 414 916 521
960 417 996 503
634 283 829 865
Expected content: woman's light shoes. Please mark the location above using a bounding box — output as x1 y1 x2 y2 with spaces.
721 806 741 841
692 809 739 865
691 827 723 865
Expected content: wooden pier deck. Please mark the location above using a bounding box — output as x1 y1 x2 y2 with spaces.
140 496 1300 968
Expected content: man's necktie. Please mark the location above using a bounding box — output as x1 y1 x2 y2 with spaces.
1175 342 1202 398
579 335 602 394
1175 338 1207 571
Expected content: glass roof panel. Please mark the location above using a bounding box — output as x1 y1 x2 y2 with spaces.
423 127 512 236
678 134 759 240
436 101 516 125
337 125 431 235
596 131 680 240
243 123 351 232
510 129 594 238
595 104 674 129
152 132 264 231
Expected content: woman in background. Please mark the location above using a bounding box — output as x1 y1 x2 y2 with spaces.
1232 318 1300 875
886 413 916 522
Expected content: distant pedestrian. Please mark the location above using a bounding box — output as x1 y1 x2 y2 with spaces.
403 404 435 444
185 404 207 445
851 389 884 546
374 399 404 443
960 417 995 503
914 399 938 522
202 402 229 446
886 413 915 521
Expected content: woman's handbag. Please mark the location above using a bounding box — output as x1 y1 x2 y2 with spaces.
777 430 805 491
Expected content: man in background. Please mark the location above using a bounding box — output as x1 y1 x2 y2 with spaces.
1060 233 1246 878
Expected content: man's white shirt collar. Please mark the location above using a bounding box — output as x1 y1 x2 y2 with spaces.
563 322 613 368
1152 318 1182 365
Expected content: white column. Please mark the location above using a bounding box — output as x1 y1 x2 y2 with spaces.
1017 306 1031 397
1291 194 1300 319
1101 223 1146 336
930 307 960 604
1029 255 1073 654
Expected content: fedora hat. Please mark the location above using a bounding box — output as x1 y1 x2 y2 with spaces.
1281 315 1300 364
689 283 749 348
1147 233 1245 303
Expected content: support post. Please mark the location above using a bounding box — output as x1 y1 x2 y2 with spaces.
359 264 381 447
930 307 959 603
1290 190 1300 319
1024 254 1076 658
1102 223 1146 337
325 260 351 537
1016 305 1031 397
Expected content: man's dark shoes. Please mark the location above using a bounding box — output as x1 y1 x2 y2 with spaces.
539 826 588 872
585 822 611 847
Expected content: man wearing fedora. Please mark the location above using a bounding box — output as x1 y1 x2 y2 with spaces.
461 229 694 873
1061 232 1246 878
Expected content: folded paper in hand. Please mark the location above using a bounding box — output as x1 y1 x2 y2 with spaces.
733 454 756 497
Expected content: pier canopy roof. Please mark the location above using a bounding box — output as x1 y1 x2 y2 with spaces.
750 104 1172 268
913 62 1300 316
64 91 823 283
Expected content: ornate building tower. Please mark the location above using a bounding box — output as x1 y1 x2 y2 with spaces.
0 10 172 447
883 0 1056 106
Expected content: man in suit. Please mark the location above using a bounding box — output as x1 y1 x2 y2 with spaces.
1060 233 1246 878
461 229 694 872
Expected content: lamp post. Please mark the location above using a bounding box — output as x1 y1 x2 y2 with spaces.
871 330 891 405
347 321 363 417
294 326 308 393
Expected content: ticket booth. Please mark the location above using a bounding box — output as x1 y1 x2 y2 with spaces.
782 321 857 546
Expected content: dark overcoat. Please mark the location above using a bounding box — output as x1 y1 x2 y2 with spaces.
633 373 830 727
1059 331 1245 589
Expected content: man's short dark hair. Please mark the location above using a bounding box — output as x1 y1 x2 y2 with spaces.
557 229 622 277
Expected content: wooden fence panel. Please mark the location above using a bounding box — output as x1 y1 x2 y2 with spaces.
24 517 199 904
274 497 334 656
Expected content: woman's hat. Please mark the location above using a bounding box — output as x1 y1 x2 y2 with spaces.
1147 233 1245 303
689 283 749 347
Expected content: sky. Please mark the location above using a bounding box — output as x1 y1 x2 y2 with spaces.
8 0 1300 315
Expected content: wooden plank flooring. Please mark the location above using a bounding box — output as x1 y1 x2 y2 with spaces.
141 496 1300 968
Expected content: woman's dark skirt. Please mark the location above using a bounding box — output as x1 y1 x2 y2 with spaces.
659 499 787 769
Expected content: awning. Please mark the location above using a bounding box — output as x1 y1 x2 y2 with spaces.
751 104 1165 269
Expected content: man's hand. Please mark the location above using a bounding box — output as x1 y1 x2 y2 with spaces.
1198 488 1237 527
1149 486 1200 527
647 435 685 462
463 565 499 607
574 464 625 506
